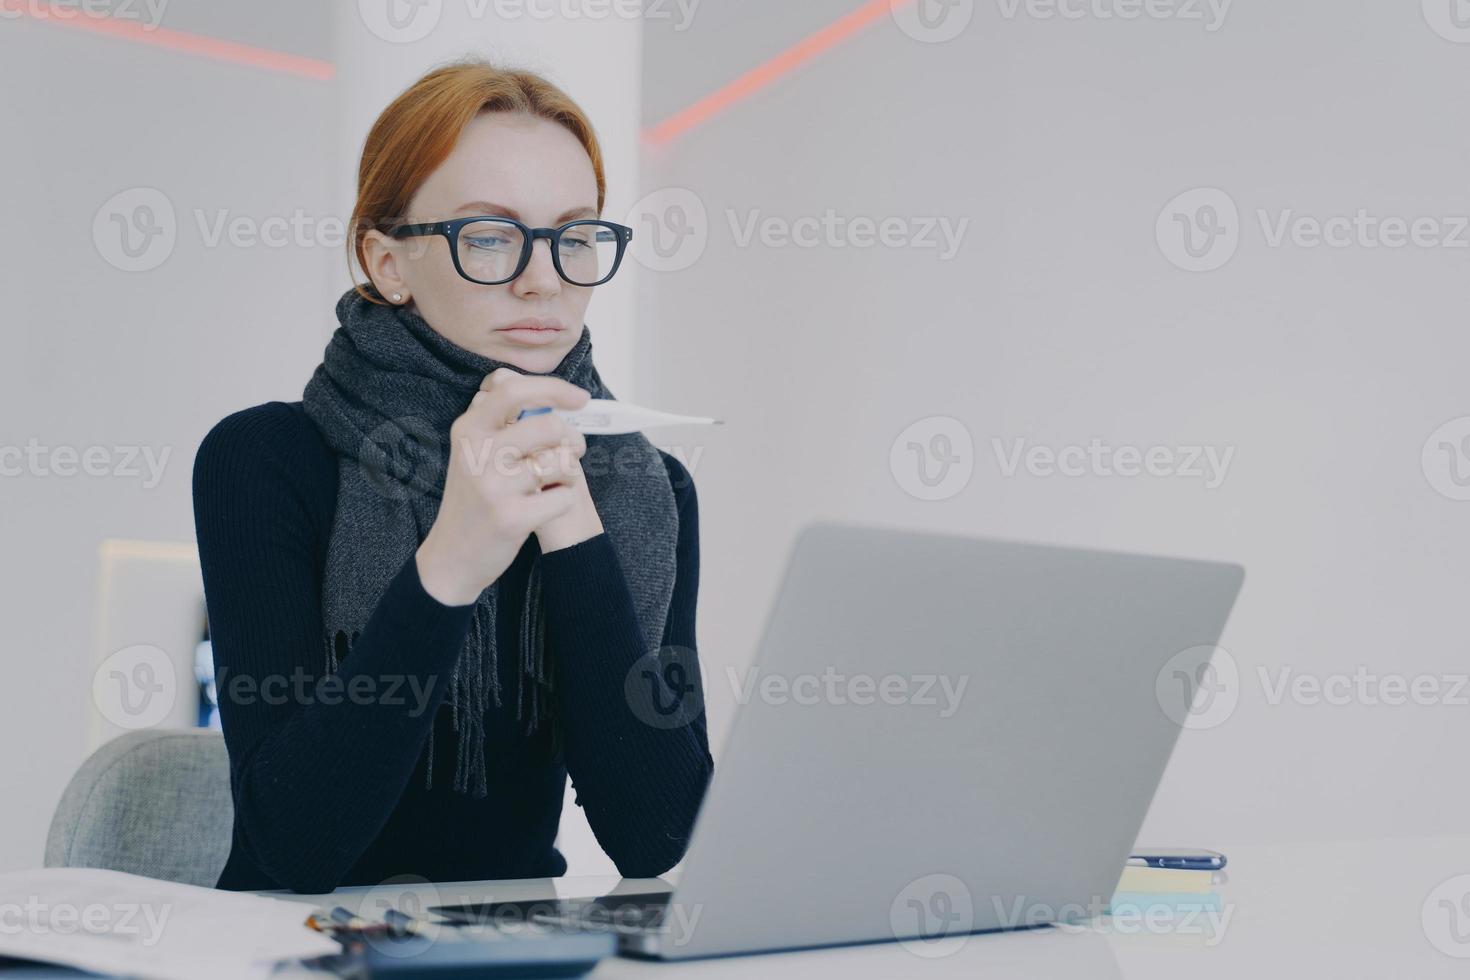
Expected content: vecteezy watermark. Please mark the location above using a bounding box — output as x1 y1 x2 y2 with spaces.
355 876 444 959
624 646 706 729
1155 644 1239 730
890 416 975 502
890 0 975 44
992 0 1231 31
889 0 1230 43
992 437 1235 489
356 0 700 43
353 417 709 502
92 190 405 273
1018 894 1233 946
0 0 170 29
1156 187 1240 272
622 190 970 273
93 188 177 273
93 645 178 730
624 187 709 273
214 667 440 717
1257 666 1470 708
725 666 969 717
438 892 707 949
1423 873 1470 958
889 419 1233 500
1158 187 1470 272
0 440 171 488
1422 0 1470 44
1158 648 1470 729
726 209 970 261
890 874 975 958
0 897 172 947
1422 416 1470 502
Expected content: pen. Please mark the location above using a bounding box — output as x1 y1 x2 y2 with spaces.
515 398 723 434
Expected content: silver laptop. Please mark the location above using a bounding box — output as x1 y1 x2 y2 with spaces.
435 521 1244 960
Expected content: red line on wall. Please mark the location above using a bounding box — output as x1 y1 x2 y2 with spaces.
643 0 915 145
5 0 335 81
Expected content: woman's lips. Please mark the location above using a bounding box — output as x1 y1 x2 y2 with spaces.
496 320 564 344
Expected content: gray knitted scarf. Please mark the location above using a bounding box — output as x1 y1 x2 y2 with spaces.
301 284 678 797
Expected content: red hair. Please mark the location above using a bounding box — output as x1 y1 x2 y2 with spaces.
348 58 606 304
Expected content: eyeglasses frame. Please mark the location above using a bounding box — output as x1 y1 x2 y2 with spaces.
389 215 633 287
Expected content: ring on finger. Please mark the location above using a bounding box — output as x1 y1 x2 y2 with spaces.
529 449 557 479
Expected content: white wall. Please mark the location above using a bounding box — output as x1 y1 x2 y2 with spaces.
637 0 1470 847
0 0 336 873
0 1 642 875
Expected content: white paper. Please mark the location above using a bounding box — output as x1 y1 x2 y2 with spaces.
0 867 340 980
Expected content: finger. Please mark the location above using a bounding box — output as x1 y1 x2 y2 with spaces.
518 483 578 527
526 448 583 491
449 415 575 479
473 369 590 428
493 414 586 458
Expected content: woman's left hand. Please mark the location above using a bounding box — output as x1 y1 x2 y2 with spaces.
533 452 604 552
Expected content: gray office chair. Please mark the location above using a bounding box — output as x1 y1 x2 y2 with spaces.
45 729 234 888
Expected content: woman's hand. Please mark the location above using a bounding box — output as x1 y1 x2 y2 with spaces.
534 465 605 553
415 368 590 606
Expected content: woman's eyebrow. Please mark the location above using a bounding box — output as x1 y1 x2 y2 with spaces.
454 202 599 223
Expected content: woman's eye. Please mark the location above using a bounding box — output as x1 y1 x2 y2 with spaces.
466 236 511 250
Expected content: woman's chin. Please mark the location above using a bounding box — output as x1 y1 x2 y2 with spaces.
481 341 569 374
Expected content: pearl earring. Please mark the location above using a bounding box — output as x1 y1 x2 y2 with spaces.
392 293 403 302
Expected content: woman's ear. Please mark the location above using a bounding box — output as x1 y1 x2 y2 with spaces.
361 229 409 303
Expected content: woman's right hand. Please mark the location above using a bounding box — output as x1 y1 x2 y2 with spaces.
415 367 591 606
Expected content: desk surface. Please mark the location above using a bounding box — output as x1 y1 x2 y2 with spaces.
5 836 1468 978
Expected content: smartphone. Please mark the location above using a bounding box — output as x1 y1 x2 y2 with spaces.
1129 848 1227 871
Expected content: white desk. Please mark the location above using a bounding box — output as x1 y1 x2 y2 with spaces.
260 835 1470 979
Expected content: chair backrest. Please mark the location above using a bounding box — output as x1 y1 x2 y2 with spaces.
45 729 233 888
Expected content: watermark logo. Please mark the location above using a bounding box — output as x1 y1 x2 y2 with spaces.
891 0 975 44
361 417 445 501
1422 416 1470 502
93 187 176 273
625 187 708 273
890 873 974 957
93 644 176 730
1157 187 1239 272
1161 188 1470 271
624 645 705 729
359 0 442 42
1422 0 1470 43
357 876 443 958
1155 644 1238 730
890 416 974 501
1423 874 1470 957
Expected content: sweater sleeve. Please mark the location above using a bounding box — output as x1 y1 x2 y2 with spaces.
192 404 476 894
535 451 715 878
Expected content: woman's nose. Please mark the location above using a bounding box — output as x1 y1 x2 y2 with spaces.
512 238 562 297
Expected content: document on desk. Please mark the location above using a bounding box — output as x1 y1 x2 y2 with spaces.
0 867 340 980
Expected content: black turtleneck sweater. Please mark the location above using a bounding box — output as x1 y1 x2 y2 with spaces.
191 401 713 894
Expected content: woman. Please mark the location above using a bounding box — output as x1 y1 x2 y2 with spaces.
192 59 713 893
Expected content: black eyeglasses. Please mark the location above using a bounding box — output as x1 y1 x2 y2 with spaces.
391 215 633 287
